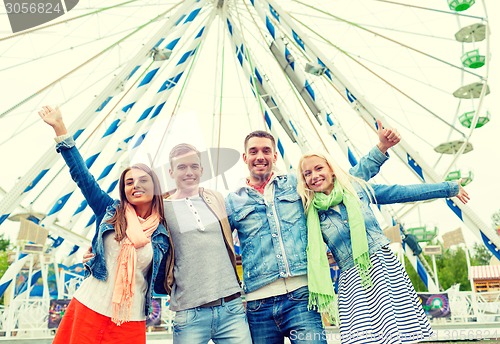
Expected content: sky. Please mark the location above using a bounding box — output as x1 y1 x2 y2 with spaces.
0 0 499 258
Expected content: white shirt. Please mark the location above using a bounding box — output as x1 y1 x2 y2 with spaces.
74 233 153 320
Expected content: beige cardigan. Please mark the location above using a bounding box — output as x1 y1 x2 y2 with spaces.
162 187 240 295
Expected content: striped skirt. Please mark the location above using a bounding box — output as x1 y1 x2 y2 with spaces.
337 246 432 344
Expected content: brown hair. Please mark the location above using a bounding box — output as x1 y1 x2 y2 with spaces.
244 130 276 152
107 163 166 241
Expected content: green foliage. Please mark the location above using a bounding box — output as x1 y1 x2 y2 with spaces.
0 234 10 251
0 251 9 278
0 234 11 305
435 247 471 291
0 234 11 278
471 242 492 265
491 209 500 228
404 255 427 292
405 243 493 292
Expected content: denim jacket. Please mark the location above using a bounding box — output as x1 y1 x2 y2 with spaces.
55 137 169 317
319 181 459 271
225 146 389 293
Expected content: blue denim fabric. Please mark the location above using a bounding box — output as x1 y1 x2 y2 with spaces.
55 137 170 317
246 286 327 344
319 181 459 271
226 146 388 293
173 297 252 344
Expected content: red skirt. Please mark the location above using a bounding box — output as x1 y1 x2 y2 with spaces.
52 298 146 344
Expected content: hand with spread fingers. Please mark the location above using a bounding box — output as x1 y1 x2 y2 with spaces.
37 105 67 136
456 179 470 204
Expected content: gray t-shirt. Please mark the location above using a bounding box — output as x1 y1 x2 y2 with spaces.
164 196 241 311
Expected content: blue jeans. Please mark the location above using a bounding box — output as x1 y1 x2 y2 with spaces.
173 298 252 344
246 286 327 344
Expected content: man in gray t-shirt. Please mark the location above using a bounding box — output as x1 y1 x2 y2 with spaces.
158 143 251 344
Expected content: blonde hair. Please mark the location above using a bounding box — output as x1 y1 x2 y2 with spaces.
296 151 375 212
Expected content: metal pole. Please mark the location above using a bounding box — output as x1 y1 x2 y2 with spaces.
464 244 479 320
431 254 439 289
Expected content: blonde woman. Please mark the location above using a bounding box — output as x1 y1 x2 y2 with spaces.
297 151 469 344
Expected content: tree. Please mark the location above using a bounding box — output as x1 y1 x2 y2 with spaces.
0 234 10 277
404 245 471 292
435 247 471 291
0 234 10 251
0 234 11 305
471 242 493 265
404 255 427 292
491 209 500 229
0 251 8 279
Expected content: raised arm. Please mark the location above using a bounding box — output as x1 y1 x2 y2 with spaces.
38 106 113 217
349 119 400 181
376 119 400 154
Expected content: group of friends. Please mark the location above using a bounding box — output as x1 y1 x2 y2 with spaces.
38 105 470 344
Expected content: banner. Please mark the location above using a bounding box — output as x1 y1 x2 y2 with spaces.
417 293 450 318
383 225 402 244
48 299 71 329
442 227 465 250
146 298 162 327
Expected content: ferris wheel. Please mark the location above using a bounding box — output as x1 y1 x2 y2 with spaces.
0 0 498 299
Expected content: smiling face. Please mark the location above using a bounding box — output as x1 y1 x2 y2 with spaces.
300 155 335 194
123 168 155 208
243 136 277 183
169 151 203 195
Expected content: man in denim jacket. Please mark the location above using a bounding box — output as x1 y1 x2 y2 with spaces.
225 123 400 343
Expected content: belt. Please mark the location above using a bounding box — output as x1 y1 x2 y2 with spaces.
199 292 241 308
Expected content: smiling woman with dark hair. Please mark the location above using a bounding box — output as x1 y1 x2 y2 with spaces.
38 105 169 344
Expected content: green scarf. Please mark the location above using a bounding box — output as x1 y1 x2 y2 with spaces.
307 182 373 320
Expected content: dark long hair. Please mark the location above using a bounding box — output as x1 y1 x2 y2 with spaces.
107 163 166 241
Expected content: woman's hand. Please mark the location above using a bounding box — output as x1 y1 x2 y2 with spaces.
456 179 470 204
82 247 95 264
38 105 68 136
376 119 401 154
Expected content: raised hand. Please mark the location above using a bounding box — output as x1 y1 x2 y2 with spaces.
376 119 401 154
38 105 67 136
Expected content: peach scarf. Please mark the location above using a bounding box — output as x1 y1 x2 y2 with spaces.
112 203 159 325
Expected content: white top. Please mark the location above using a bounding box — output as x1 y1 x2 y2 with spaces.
164 196 241 311
74 232 153 321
